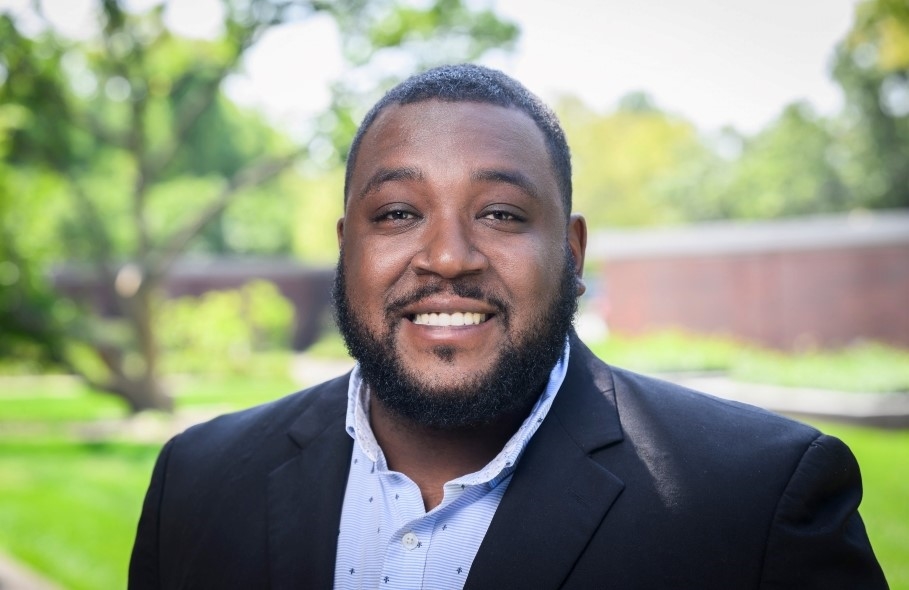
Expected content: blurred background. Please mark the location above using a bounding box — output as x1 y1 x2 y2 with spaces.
0 0 907 588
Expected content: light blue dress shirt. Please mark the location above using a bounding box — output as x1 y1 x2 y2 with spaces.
333 340 570 590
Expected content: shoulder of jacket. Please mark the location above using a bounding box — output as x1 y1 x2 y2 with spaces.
167 372 351 461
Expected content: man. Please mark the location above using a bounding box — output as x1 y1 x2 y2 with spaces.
130 64 887 589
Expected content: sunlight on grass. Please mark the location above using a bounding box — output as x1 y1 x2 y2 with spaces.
731 343 909 393
589 330 741 373
0 379 130 423
0 441 159 590
589 330 909 392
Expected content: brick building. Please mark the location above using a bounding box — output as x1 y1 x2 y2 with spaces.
587 210 909 350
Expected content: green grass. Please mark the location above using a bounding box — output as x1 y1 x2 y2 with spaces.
590 330 740 374
0 377 130 423
0 373 298 590
589 331 909 392
730 343 909 393
170 373 299 410
0 440 159 590
0 374 298 426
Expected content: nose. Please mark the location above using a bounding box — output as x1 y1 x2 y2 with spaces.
411 216 488 279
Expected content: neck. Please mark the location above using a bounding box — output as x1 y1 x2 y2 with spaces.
369 395 531 511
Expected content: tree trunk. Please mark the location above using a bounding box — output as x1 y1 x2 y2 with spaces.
126 276 173 413
92 269 176 414
118 375 174 414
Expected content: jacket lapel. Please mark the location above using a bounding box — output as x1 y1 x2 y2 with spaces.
266 379 354 590
466 337 626 589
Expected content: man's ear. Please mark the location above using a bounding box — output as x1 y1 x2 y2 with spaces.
336 217 345 250
568 214 587 297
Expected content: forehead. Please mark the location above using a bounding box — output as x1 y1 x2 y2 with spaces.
348 100 559 204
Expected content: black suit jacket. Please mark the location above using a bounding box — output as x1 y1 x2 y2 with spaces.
129 336 887 589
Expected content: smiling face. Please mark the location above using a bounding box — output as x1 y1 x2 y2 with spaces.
335 99 586 429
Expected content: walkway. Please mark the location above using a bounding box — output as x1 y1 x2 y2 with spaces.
0 553 61 590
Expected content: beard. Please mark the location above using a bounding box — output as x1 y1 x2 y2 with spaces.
332 247 579 430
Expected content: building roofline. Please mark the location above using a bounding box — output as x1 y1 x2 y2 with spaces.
588 209 909 260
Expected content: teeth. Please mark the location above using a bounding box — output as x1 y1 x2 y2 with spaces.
413 312 487 326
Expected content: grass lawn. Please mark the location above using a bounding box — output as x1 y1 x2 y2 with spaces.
0 440 159 590
0 352 906 588
0 373 298 590
590 330 909 392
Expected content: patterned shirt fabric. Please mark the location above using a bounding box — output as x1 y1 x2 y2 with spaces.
333 340 571 590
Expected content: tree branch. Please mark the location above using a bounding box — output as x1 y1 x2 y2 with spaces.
149 146 307 279
147 9 268 177
146 66 235 177
62 177 120 286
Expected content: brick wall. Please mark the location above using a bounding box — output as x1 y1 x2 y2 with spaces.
589 211 909 349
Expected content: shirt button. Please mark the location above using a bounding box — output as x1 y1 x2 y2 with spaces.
402 532 419 550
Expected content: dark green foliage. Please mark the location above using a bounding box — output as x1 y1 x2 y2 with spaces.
0 250 66 372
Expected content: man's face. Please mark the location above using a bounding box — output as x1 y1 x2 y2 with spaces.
336 100 586 428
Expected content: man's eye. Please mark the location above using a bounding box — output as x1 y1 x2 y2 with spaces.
378 210 416 222
483 210 521 222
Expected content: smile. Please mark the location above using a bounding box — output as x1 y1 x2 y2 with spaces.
411 312 488 326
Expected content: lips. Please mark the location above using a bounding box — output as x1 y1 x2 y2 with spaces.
389 283 507 336
412 312 487 326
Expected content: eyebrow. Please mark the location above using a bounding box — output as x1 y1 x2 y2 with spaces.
470 169 541 200
357 167 423 200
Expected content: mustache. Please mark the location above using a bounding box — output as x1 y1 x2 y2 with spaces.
386 281 509 317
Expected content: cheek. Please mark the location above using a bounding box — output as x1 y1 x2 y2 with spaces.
343 235 414 305
488 239 563 299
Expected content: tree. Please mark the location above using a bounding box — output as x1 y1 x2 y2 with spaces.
557 93 711 228
0 0 517 411
676 102 853 220
832 0 909 208
0 78 69 371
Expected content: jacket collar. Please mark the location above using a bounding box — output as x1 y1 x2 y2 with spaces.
267 376 353 589
465 334 626 589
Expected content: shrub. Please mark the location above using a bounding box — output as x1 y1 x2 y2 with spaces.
159 280 293 375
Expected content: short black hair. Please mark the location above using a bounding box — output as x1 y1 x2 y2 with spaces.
343 64 572 217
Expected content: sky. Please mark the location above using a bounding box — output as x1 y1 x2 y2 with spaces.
226 0 863 135
486 0 861 132
1 0 863 134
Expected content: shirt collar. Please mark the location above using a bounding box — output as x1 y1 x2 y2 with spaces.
344 338 571 485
